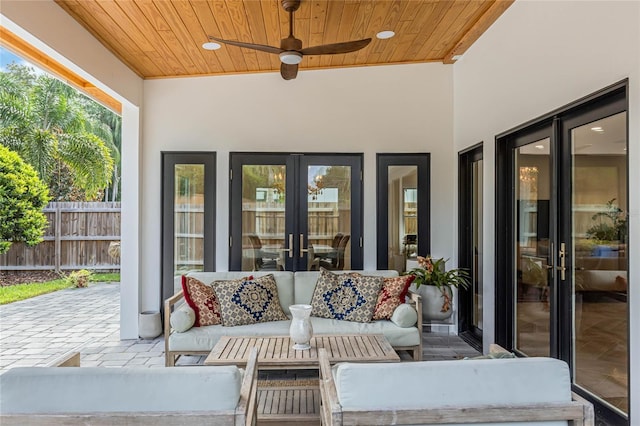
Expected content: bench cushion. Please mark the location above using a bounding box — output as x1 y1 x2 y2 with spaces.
0 366 242 414
333 357 571 426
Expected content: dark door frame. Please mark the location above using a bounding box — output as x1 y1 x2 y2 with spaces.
376 153 431 270
457 143 483 351
495 80 629 426
161 152 216 308
229 152 364 271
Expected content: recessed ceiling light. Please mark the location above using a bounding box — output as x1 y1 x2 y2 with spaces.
451 54 463 60
202 42 221 50
376 30 395 40
534 145 545 150
590 126 604 132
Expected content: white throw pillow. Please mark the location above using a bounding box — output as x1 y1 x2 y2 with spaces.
170 304 196 332
390 303 417 328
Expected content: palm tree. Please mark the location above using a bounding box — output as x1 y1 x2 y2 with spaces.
0 64 114 200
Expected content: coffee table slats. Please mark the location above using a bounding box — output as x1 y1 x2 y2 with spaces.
205 334 399 368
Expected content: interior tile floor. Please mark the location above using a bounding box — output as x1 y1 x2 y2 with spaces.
0 282 479 373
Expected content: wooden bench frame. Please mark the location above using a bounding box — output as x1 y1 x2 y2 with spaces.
2 349 259 426
164 289 423 366
318 348 595 426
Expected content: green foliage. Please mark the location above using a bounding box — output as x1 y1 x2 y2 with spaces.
0 278 71 305
65 269 93 288
0 145 50 254
0 63 119 201
586 198 627 242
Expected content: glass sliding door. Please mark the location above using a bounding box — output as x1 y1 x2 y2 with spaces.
497 82 629 425
566 111 628 417
161 153 216 304
230 153 362 272
376 154 430 272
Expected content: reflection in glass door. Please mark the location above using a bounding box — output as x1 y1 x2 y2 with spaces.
569 112 628 416
230 153 362 272
514 137 552 357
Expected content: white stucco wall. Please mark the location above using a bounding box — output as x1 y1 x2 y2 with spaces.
453 0 639 421
141 63 454 310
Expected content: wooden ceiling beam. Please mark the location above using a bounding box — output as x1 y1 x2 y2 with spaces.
0 26 122 114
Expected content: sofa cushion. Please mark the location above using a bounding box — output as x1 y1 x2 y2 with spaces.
294 270 399 305
390 303 418 328
0 365 242 414
215 274 288 326
182 276 222 326
332 357 571 418
310 316 420 348
372 275 414 320
186 271 295 315
310 269 383 323
170 303 196 332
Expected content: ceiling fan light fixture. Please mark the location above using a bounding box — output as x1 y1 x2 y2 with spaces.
202 42 221 50
279 51 303 65
376 30 395 40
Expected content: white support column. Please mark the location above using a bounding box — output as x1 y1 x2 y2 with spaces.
120 102 141 340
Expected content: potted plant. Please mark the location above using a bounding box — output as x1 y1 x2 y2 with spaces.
404 255 470 321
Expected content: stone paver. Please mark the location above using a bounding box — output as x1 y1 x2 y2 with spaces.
0 282 479 373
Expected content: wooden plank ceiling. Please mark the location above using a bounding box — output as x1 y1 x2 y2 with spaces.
54 0 513 79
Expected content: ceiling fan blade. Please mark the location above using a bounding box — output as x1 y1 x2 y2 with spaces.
208 36 283 55
280 63 299 80
299 38 372 56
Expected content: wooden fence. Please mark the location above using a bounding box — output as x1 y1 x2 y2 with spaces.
0 202 121 272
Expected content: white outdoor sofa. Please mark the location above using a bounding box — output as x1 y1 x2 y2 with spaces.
165 270 423 366
0 349 258 425
318 347 594 426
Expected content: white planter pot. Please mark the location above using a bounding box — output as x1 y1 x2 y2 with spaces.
138 311 162 340
418 285 453 322
289 304 313 350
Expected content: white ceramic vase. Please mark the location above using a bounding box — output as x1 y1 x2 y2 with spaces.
138 311 162 339
418 285 454 322
289 304 313 350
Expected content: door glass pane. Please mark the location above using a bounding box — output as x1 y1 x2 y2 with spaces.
174 164 205 275
307 165 351 271
241 165 286 271
473 159 483 329
386 166 418 273
571 112 628 415
514 138 551 356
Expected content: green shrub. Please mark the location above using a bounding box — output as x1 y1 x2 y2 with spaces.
0 145 50 254
66 269 92 288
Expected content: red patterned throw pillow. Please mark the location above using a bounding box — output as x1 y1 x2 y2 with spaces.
181 276 222 327
372 275 415 320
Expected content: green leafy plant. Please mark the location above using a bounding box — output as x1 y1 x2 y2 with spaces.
66 269 92 288
0 145 50 254
586 198 627 242
404 255 470 312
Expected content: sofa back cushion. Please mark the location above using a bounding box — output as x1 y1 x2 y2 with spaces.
186 271 294 314
0 365 242 414
294 270 399 305
333 357 571 426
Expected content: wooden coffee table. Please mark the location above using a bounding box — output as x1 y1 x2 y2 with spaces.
204 334 400 368
204 334 400 425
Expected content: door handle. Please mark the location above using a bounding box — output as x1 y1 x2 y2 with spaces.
556 242 566 281
280 234 294 258
299 234 309 258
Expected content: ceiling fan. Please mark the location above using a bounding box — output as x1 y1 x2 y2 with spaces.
207 0 372 80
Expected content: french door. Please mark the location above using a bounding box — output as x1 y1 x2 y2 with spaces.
496 82 629 425
229 153 363 272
